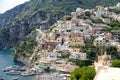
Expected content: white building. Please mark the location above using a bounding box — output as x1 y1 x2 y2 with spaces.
116 3 120 7
94 37 106 46
94 67 120 80
84 33 91 40
76 8 84 14
70 52 87 60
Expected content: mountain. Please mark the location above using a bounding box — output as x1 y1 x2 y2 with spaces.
0 0 120 49
0 3 27 29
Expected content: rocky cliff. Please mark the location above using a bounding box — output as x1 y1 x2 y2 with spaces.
0 3 27 29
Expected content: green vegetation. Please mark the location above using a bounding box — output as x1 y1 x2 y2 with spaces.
109 8 120 14
82 37 99 60
101 15 109 18
111 60 120 68
59 54 70 58
14 31 37 58
0 3 27 29
108 20 120 30
118 36 120 42
87 48 97 60
101 28 112 33
84 11 91 17
70 66 96 80
83 36 119 60
49 25 56 31
66 29 71 32
105 46 118 55
91 18 103 23
69 59 93 67
77 15 88 19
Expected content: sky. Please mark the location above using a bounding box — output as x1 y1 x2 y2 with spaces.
0 0 30 14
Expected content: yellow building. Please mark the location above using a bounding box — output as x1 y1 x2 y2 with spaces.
69 37 85 46
71 48 81 52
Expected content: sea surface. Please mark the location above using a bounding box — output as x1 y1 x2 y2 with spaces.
0 50 36 80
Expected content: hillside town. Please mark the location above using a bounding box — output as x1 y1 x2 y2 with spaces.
27 3 120 80
2 3 120 80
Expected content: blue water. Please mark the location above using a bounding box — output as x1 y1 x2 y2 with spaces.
0 50 36 80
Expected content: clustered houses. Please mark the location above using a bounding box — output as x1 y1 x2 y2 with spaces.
110 3 120 23
34 3 120 80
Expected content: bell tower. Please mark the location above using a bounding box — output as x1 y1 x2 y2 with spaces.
94 51 111 72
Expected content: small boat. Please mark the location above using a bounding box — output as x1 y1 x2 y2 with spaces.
12 77 18 80
6 70 21 75
3 66 12 72
19 67 26 71
3 66 21 72
21 71 35 76
34 69 43 75
21 73 35 76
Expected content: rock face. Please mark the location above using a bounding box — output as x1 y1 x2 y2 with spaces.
0 10 64 49
14 54 30 64
0 3 27 29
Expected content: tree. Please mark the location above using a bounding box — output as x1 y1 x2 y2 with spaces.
85 11 91 17
91 18 103 23
118 36 120 42
60 54 70 58
108 20 120 30
69 59 93 67
70 66 96 80
87 49 97 60
77 15 88 19
105 46 118 55
109 8 120 14
111 60 120 68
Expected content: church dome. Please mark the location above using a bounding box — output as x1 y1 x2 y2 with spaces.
102 52 109 61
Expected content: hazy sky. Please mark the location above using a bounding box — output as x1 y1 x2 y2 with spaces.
0 0 30 13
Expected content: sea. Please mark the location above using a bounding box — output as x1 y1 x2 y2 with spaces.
0 50 36 80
